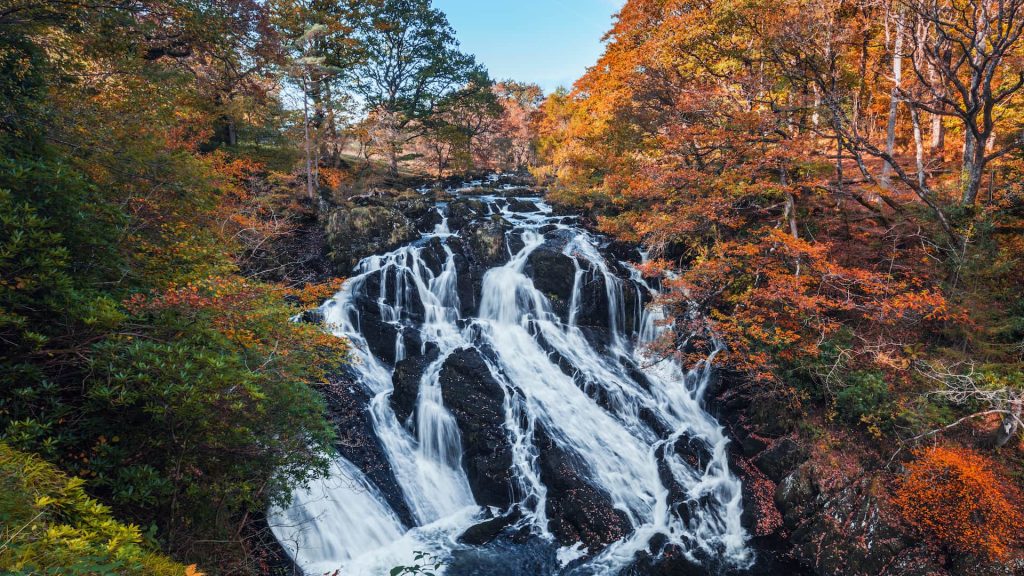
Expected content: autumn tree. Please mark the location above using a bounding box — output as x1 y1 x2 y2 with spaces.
904 0 1024 205
489 80 545 170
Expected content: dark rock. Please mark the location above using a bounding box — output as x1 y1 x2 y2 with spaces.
446 198 487 231
533 422 632 553
419 236 449 276
463 217 512 268
525 244 577 321
393 196 432 221
325 204 417 273
654 438 716 526
390 343 440 425
754 438 806 483
621 540 705 576
777 467 939 576
573 269 611 329
297 307 324 325
507 198 541 213
415 208 445 233
439 348 516 508
320 372 415 527
605 239 642 263
458 508 524 546
356 311 401 363
445 237 479 318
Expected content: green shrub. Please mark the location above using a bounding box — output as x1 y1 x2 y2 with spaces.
834 370 893 434
0 443 187 576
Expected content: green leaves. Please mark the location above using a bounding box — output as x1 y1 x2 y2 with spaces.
387 551 444 576
0 443 187 576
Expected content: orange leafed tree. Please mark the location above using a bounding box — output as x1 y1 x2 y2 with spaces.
894 446 1024 561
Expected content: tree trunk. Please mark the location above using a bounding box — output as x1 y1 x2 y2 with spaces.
930 113 944 151
910 104 925 188
927 40 949 153
302 74 314 200
881 10 905 188
961 130 984 204
388 144 400 177
993 399 1022 448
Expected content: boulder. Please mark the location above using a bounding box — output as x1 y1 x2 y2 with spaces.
463 217 512 268
446 198 487 232
297 307 324 325
415 208 445 233
457 508 524 546
524 244 577 322
439 348 516 509
533 422 632 553
390 343 440 426
325 204 417 273
621 536 706 576
754 438 806 483
506 198 541 213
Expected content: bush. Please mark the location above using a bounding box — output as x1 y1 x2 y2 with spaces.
834 370 892 434
0 443 188 575
894 446 1024 561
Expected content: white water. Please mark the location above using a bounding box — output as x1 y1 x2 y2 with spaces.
269 190 751 574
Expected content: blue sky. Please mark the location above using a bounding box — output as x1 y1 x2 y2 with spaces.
433 0 624 94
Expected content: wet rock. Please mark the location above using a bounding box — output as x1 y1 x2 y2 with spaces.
655 437 716 526
415 208 445 233
297 307 324 325
533 422 632 553
458 508 524 546
447 531 559 575
605 239 642 263
446 198 487 231
506 198 541 212
390 343 440 425
325 204 417 273
572 269 611 329
356 265 426 324
419 236 449 276
754 438 806 483
446 237 479 318
525 244 577 321
621 537 705 576
463 217 512 268
439 348 516 509
321 371 415 527
355 311 401 364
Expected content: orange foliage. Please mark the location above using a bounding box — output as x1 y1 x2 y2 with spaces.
893 446 1024 561
124 277 346 363
536 0 963 384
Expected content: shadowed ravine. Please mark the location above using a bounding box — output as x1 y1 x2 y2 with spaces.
269 180 752 575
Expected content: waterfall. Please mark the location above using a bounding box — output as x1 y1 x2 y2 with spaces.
269 183 752 575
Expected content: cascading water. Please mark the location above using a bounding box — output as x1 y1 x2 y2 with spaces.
270 181 753 575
